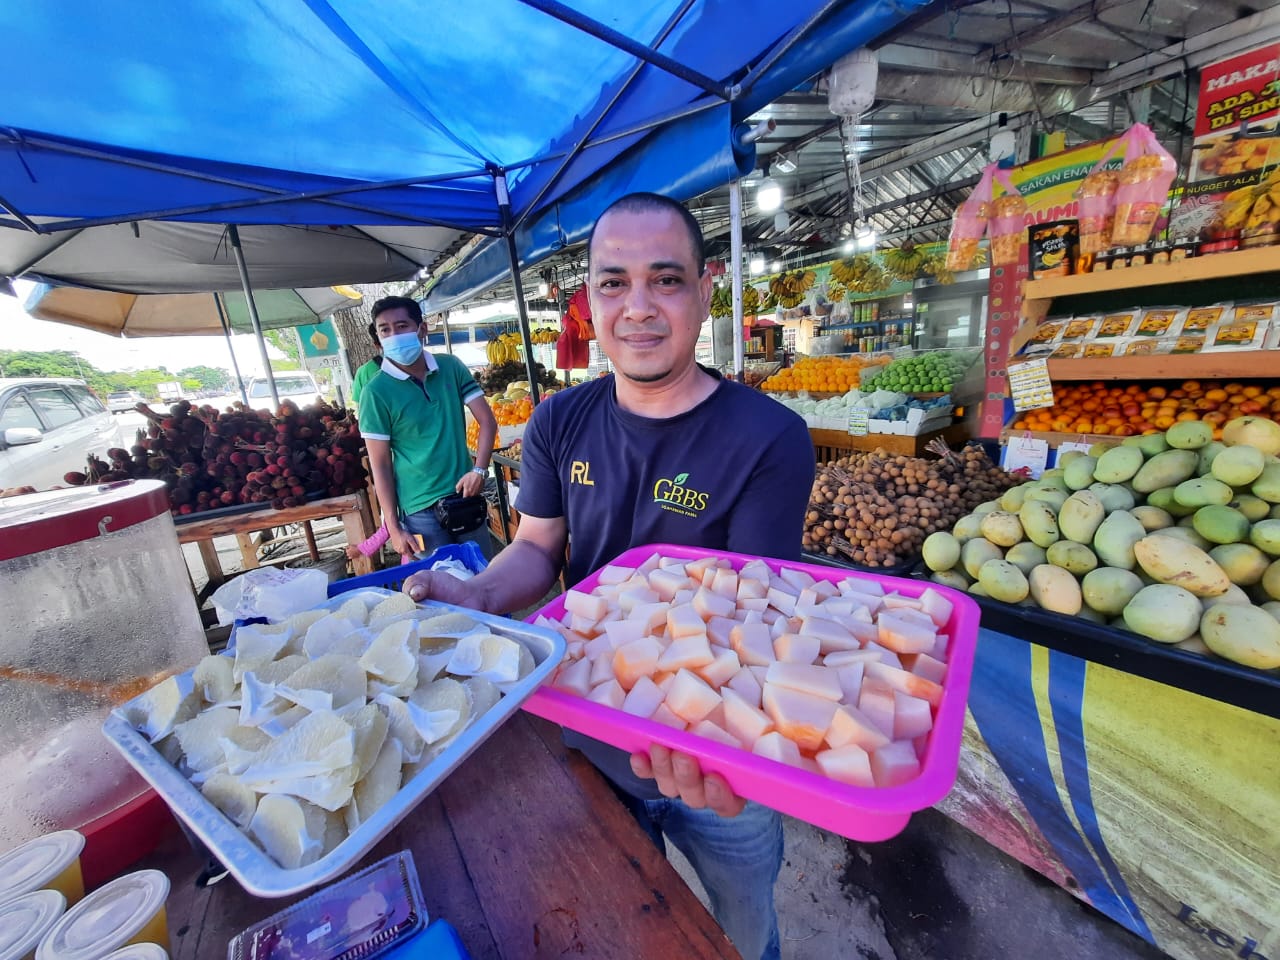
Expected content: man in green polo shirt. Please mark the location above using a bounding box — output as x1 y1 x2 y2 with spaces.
360 296 497 559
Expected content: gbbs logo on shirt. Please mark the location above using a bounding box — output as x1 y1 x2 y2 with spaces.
652 471 709 517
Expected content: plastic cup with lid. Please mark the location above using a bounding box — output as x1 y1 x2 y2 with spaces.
0 831 85 907
36 870 170 960
0 889 67 960
99 946 168 960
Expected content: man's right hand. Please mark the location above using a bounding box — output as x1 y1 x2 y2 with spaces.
402 569 480 608
386 525 418 562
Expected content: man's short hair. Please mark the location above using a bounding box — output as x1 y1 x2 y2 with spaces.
587 192 706 276
366 321 379 344
371 295 423 325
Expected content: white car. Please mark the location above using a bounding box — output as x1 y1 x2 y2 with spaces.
245 372 324 411
106 390 145 413
0 378 123 490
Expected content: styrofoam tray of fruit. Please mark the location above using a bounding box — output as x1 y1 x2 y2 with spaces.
103 588 564 897
522 544 979 842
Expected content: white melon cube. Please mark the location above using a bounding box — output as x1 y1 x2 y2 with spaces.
834 663 865 705
612 637 664 691
752 731 803 767
622 675 666 718
816 744 875 787
691 719 743 749
765 661 843 701
721 687 773 749
597 564 636 585
650 703 687 729
865 660 943 707
693 587 735 621
881 592 924 611
569 613 601 637
707 616 737 648
629 602 669 633
740 559 772 581
904 652 948 685
665 669 722 724
800 617 859 654
876 613 937 655
737 578 768 602
619 588 661 614
773 633 821 665
710 568 739 600
695 647 741 688
857 678 897 736
667 604 707 639
729 622 776 667
871 740 922 787
554 657 594 698
826 704 891 751
685 557 717 583
672 588 695 605
919 588 954 628
564 589 608 621
766 587 797 616
893 691 934 740
726 666 763 708
589 654 616 686
648 567 689 602
655 672 676 695
839 577 884 597
656 634 716 672
588 679 627 709
637 552 663 575
603 619 650 649
657 557 686 572
779 567 815 591
761 683 839 752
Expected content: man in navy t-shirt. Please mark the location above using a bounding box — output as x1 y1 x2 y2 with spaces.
405 192 813 960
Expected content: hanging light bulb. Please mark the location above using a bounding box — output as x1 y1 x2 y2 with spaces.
773 210 791 232
771 152 797 175
749 254 766 275
756 177 783 213
856 229 877 252
536 281 549 297
842 240 855 254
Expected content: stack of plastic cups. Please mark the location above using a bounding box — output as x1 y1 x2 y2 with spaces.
36 870 170 960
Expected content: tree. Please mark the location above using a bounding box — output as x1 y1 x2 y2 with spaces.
264 329 302 371
176 365 231 391
0 349 113 395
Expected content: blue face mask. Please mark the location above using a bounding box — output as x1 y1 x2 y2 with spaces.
381 331 423 365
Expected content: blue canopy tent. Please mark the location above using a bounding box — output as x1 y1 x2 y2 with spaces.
0 0 928 401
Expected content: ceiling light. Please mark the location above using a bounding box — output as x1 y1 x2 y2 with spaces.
771 261 782 272
856 229 877 251
536 281 549 297
749 255 766 275
755 177 783 213
771 153 797 175
842 240 855 254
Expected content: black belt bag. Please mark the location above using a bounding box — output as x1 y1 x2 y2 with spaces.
434 493 487 534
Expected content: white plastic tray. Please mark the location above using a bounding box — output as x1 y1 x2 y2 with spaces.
103 590 565 897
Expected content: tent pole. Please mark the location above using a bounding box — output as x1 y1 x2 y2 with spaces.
441 309 453 355
494 172 541 406
213 293 250 405
730 179 745 382
227 225 279 408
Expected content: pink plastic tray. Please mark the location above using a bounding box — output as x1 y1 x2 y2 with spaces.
523 544 980 842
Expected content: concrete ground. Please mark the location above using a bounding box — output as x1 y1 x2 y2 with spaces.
173 491 1168 960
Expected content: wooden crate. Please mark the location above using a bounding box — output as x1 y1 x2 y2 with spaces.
810 422 972 462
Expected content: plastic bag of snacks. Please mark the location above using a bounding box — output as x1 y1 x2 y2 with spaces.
1110 124 1178 246
988 169 1028 267
1076 168 1120 254
945 165 996 271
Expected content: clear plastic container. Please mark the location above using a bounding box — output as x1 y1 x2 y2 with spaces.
0 482 207 852
99 947 167 960
0 830 85 906
36 870 170 960
0 890 66 960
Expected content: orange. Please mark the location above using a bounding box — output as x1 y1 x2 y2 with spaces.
1176 411 1200 422
1244 385 1264 398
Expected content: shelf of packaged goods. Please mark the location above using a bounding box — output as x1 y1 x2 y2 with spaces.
1025 246 1280 302
1046 350 1276 382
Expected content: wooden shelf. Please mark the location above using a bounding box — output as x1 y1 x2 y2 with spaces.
1024 246 1280 302
1046 350 1277 381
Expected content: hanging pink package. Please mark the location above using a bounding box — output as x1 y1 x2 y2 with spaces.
1108 123 1178 247
987 168 1028 267
945 165 995 271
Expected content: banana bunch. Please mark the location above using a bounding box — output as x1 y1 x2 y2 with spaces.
849 262 889 293
826 281 849 302
531 327 559 344
743 286 761 316
881 241 927 281
768 270 817 308
710 285 734 318
920 254 955 285
1219 167 1280 232
485 332 524 365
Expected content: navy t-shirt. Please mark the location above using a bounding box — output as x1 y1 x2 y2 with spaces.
517 369 815 797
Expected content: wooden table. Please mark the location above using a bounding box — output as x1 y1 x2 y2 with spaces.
175 491 377 596
142 713 739 960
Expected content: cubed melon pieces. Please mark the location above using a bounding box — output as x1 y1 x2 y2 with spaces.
729 622 776 667
603 619 649 649
761 684 838 752
588 654 615 686
695 647 741 688
865 660 943 707
667 604 707 639
816 744 875 787
693 587 735 621
656 634 715 672
685 557 717 584
650 703 686 729
893 692 934 740
709 568 739 600
648 567 690 602
800 617 859 654
621 675 665 718
691 719 742 749
778 567 815 592
752 731 803 767
764 662 842 701
773 633 821 665
919 588 953 628
619 588 661 615
706 616 737 648
725 666 763 708
597 564 636 585
902 652 948 685
613 637 664 691
736 577 768 602
721 687 773 750
857 678 896 736
554 657 594 698
564 589 608 621
876 612 937 655
871 740 922 787
587 679 626 709
665 669 723 724
825 704 891 751
765 587 797 617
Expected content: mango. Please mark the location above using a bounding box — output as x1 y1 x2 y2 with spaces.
1081 568 1144 616
1036 473 1070 493
931 570 971 591
1249 519 1280 556
1272 505 1280 520
1149 526 1212 551
1132 450 1199 493
1004 542 1048 575
978 559 1030 603
1078 605 1108 624
999 485 1029 513
1197 441 1227 476
1093 446 1143 484
1062 456 1098 491
1087 442 1118 458
1123 433 1169 457
1208 543 1270 586
1046 540 1098 575
1133 535 1230 598
1203 583 1253 609
1252 463 1280 504
1059 490 1106 544
1018 500 1061 548
1131 505 1174 531
962 538 1004 580
1260 601 1280 623
1229 495 1271 523
1028 564 1082 615
921 531 961 572
1093 510 1146 570
1165 420 1213 450
1057 450 1086 468
1023 486 1069 512
1211 445 1266 487
1122 584 1202 643
1177 513 1198 529
1263 559 1280 601
972 500 1001 515
1175 635 1212 656
952 514 984 543
1088 482 1136 513
979 511 1025 548
1200 605 1280 669
1147 486 1196 517
1222 416 1280 456
967 582 990 597
1173 477 1233 508
1192 505 1250 545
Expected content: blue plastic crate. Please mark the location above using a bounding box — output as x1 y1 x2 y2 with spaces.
328 541 488 597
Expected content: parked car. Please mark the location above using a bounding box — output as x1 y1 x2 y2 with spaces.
106 389 145 413
245 371 323 411
0 378 123 491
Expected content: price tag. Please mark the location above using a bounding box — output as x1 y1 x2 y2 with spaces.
1055 441 1093 462
508 482 520 511
892 346 914 359
1001 436 1050 478
1007 358 1055 412
848 408 869 436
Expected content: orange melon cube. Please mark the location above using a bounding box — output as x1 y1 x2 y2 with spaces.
881 592 924 611
691 719 743 750
621 675 666 718
816 744 875 787
568 613 601 637
685 557 717 583
825 703 891 751
729 622 776 667
857 678 896 736
667 604 707 640
893 691 934 740
773 632 821 665
761 683 839 752
693 586 736 621
721 687 773 749
647 567 690 602
752 731 803 767
865 661 943 707
564 589 608 621
587 679 626 709
710 568 739 600
650 703 686 729
871 740 922 787
876 612 937 655
656 634 715 672
612 637 663 691
919 588 954 628
695 647 742 688
765 662 842 701
654 672 676 694
665 669 722 724
902 652 948 685
726 667 763 708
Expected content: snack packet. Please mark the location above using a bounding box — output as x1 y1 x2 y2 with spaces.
946 165 995 271
1076 168 1120 254
1082 341 1124 359
1110 124 1178 247
1133 306 1186 339
989 169 1028 267
1059 316 1100 343
1181 304 1231 333
1028 220 1079 279
1097 311 1139 339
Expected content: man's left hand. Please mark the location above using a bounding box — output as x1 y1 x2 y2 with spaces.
455 470 484 497
631 744 746 818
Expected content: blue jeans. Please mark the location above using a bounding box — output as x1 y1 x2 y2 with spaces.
400 506 492 559
615 790 783 960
